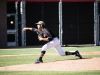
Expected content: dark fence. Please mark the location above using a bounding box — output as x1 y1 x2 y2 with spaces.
26 2 94 46
62 2 94 44
7 2 94 46
26 2 59 46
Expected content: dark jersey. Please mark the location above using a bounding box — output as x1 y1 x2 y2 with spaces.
32 28 56 41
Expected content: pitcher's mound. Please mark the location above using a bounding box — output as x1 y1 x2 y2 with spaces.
0 58 100 71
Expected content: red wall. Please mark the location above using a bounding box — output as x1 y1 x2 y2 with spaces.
7 0 95 2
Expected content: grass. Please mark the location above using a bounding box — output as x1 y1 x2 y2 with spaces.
0 46 100 75
0 70 100 75
0 49 41 55
0 46 100 67
0 54 100 67
0 46 100 55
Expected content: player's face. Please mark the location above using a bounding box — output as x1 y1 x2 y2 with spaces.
37 24 42 29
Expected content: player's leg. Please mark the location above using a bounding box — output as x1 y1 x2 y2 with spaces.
34 37 59 64
54 45 82 59
54 44 75 56
34 50 46 64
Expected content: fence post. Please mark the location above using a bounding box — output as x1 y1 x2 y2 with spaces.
20 0 26 46
94 0 99 46
59 0 63 46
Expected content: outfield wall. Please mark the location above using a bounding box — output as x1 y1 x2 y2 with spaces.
25 2 94 46
0 1 99 47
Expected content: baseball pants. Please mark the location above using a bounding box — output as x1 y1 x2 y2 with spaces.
42 37 66 56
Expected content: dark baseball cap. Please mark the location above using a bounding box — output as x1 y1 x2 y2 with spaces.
35 21 45 25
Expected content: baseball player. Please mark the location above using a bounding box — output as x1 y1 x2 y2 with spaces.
22 21 82 64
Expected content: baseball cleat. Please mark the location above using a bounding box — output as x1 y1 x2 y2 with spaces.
75 50 82 59
34 59 43 64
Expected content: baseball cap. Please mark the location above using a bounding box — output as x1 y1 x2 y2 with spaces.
35 21 45 25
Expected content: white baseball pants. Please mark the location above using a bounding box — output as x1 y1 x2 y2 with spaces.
42 37 66 56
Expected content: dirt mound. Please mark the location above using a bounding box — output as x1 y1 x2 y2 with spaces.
0 58 100 71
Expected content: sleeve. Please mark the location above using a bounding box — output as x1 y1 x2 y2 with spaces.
46 29 54 41
32 28 38 32
32 28 42 37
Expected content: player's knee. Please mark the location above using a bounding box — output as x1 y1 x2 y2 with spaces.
59 52 65 56
42 45 47 51
41 51 46 54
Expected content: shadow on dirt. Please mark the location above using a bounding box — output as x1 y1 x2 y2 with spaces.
44 57 92 63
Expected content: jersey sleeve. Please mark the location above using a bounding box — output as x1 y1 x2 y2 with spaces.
45 28 56 41
32 28 38 32
32 28 41 37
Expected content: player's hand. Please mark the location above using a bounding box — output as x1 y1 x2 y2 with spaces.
22 28 27 31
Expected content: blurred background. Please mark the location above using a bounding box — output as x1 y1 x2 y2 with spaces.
0 0 100 48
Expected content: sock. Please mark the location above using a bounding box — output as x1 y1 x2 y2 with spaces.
65 51 75 55
38 51 46 60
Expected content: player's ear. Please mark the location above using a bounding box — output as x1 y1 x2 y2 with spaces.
42 24 45 28
41 24 42 27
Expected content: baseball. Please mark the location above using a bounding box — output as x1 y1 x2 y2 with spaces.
10 21 14 24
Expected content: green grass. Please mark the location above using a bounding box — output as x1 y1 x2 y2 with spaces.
0 46 100 67
0 70 100 75
63 46 100 52
0 49 41 55
0 46 100 75
0 46 100 55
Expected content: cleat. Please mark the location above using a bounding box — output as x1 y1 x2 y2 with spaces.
75 50 82 59
34 59 43 64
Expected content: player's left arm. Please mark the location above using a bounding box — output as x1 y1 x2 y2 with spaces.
38 29 53 41
38 37 49 41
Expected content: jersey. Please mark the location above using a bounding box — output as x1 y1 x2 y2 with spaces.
32 28 56 41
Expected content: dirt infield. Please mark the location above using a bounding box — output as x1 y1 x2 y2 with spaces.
0 58 100 71
0 52 100 71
